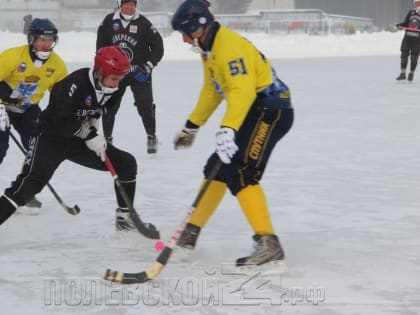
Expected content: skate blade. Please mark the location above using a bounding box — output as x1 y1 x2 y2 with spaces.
236 260 288 275
15 206 41 216
174 246 195 262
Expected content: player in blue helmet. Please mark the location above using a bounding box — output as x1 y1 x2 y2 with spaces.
0 17 67 214
171 0 294 269
171 0 214 35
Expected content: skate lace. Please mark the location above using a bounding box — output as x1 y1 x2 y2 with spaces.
250 238 265 255
178 226 199 246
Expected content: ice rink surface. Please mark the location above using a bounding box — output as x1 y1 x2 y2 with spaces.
0 43 419 314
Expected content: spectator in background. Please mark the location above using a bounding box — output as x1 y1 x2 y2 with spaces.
395 0 420 82
96 0 164 154
23 14 32 35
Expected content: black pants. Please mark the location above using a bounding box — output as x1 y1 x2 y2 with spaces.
4 134 137 207
400 36 420 72
204 93 294 195
0 105 40 164
102 75 156 139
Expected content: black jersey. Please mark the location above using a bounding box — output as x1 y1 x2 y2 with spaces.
399 9 420 37
96 11 164 67
38 68 113 138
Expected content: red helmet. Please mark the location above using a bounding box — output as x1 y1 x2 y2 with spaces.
94 46 130 78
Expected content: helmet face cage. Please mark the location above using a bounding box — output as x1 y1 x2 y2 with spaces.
94 46 131 78
27 18 58 46
171 0 214 35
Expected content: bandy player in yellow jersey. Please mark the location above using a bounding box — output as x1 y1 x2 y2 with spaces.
0 18 67 211
171 0 294 269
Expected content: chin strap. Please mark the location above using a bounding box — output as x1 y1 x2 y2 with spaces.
32 48 51 61
119 9 138 21
98 80 119 94
190 38 207 55
120 13 134 20
94 73 119 94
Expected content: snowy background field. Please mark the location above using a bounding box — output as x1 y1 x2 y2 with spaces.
1 30 420 315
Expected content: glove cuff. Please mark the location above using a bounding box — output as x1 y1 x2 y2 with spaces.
145 61 154 71
185 119 200 129
183 127 199 135
85 127 98 140
219 126 236 136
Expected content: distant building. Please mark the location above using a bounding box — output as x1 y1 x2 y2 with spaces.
0 0 411 32
294 0 412 29
249 0 295 10
249 0 412 29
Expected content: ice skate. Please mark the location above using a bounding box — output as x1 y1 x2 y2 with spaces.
115 208 136 231
15 197 42 216
396 72 406 81
407 72 414 82
236 235 286 273
147 135 158 154
177 223 201 250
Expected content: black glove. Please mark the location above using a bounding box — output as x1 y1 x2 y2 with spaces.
0 81 23 106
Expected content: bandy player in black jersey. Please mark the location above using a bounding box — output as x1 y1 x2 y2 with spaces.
0 46 147 231
396 0 420 82
97 0 164 154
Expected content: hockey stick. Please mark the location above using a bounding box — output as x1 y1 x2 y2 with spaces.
9 131 81 215
104 154 160 240
104 158 222 284
398 26 420 32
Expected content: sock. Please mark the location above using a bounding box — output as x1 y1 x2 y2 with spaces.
189 180 227 228
237 185 275 235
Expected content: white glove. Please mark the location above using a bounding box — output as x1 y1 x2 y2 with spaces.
86 134 107 162
89 118 99 129
0 104 10 132
215 127 238 164
74 120 99 139
174 127 198 150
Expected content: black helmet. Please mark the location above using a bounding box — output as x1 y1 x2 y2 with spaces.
27 18 58 45
171 0 214 35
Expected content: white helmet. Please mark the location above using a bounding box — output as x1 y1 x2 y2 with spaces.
117 0 137 7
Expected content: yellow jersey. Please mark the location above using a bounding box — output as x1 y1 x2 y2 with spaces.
188 25 273 131
0 45 67 111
